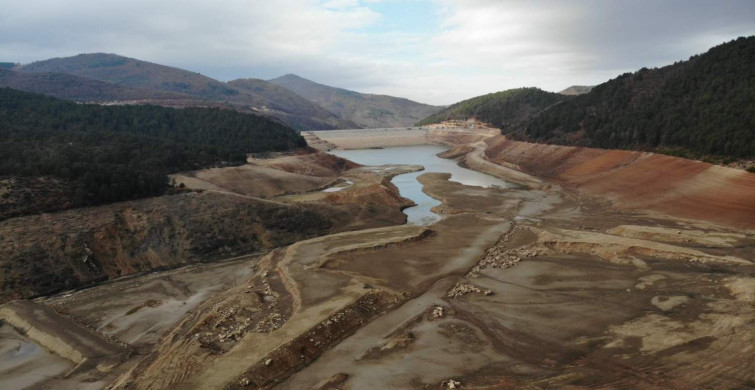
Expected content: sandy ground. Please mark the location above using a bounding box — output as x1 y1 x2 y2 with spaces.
41 255 260 351
4 129 753 389
170 164 336 198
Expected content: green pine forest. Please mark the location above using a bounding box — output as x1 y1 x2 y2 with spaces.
0 87 306 211
418 87 565 131
521 37 754 160
420 36 754 162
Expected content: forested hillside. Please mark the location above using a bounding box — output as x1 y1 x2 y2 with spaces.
13 54 354 130
269 74 441 128
417 88 565 131
0 88 305 219
228 78 359 130
519 36 755 160
0 68 196 102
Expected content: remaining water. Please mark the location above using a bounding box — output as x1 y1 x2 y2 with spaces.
330 145 512 225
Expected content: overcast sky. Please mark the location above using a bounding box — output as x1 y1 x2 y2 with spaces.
1 0 754 105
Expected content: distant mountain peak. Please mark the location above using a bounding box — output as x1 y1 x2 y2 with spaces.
279 73 306 79
12 54 355 130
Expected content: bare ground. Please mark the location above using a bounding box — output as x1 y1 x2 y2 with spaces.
4 127 753 389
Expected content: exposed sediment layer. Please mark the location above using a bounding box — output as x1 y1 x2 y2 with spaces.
0 191 401 303
485 136 755 229
110 224 431 389
8 128 754 389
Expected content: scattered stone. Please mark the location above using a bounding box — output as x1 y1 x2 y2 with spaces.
239 377 250 386
447 283 493 298
468 227 544 277
442 379 462 389
264 358 273 366
432 306 445 318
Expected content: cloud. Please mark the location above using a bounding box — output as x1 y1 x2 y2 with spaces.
0 0 753 105
0 1 380 68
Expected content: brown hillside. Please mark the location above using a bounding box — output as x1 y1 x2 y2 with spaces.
0 192 400 303
486 136 755 229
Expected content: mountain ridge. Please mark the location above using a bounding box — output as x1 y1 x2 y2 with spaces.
269 73 442 128
518 36 755 160
417 87 566 130
0 68 204 103
227 78 360 130
13 53 354 130
417 36 755 161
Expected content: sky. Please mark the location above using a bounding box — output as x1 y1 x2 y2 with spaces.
1 0 754 105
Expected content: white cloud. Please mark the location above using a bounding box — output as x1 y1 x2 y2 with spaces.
0 0 754 105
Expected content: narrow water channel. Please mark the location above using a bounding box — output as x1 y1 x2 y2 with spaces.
330 145 513 225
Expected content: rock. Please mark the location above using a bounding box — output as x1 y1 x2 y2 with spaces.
264 358 273 366
239 377 250 386
443 379 462 389
448 283 492 298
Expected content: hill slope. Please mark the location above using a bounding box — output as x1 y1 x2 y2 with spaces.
15 53 254 102
14 54 352 130
0 68 201 103
269 74 441 128
519 36 755 159
417 87 565 131
0 87 305 219
228 78 358 130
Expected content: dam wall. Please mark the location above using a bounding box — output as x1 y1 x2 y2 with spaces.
311 126 498 150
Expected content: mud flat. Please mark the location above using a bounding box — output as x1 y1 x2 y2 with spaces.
113 155 753 388
6 128 754 389
278 173 754 390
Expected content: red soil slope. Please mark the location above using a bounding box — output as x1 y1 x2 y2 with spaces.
486 136 755 229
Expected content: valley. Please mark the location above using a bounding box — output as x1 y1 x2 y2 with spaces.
2 4 754 390
2 124 752 389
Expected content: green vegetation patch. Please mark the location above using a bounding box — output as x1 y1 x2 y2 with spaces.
0 88 306 215
417 87 565 131
522 36 755 159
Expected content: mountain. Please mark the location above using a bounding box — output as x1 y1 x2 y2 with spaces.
13 53 351 130
558 85 593 95
417 87 565 131
519 36 755 160
0 87 305 219
15 53 254 101
0 68 202 103
228 78 358 130
269 74 442 128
